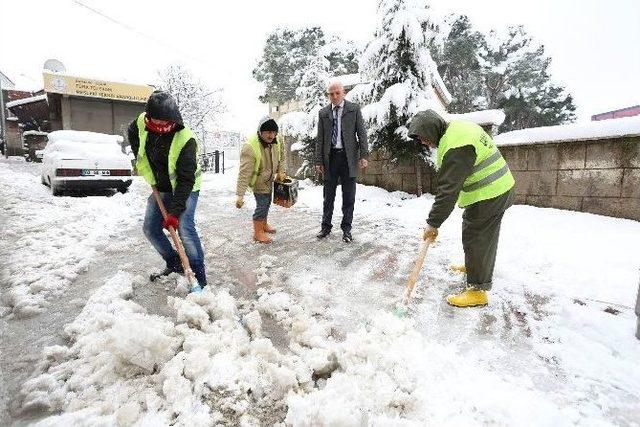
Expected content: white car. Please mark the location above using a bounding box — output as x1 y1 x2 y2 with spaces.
41 130 133 196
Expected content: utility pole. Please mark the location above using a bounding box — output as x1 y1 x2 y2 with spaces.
0 73 7 158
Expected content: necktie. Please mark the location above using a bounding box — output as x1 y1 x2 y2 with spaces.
332 106 339 148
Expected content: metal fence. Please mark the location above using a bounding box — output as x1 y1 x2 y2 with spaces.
199 150 225 173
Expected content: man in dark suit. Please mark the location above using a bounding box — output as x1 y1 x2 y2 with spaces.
315 81 369 243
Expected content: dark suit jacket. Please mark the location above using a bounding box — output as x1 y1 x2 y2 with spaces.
315 100 369 178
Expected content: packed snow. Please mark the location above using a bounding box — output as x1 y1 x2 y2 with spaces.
495 115 640 146
2 159 640 425
0 158 143 317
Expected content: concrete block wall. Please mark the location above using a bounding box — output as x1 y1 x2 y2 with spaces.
500 136 640 221
284 134 640 222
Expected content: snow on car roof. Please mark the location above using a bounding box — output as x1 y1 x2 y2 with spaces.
48 130 124 144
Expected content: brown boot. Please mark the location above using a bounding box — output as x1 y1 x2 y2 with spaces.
253 220 272 244
263 219 276 234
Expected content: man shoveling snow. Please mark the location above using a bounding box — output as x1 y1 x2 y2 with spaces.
408 110 515 308
127 90 208 291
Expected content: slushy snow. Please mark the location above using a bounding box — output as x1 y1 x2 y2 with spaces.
3 159 639 425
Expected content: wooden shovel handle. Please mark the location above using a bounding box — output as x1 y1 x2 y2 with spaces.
151 187 197 286
402 240 431 305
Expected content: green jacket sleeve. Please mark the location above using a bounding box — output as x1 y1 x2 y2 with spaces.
427 145 476 228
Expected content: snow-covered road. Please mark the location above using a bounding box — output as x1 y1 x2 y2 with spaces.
1 158 639 426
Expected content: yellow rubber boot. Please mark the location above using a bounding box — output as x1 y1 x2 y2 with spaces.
450 264 467 274
446 288 488 307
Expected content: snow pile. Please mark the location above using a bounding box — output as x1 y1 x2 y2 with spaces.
21 258 330 425
0 161 143 317
285 312 583 426
495 115 640 146
448 109 506 126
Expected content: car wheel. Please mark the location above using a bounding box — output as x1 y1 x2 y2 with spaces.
51 181 63 196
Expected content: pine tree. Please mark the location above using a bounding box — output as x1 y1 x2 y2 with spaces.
354 0 441 195
431 15 485 113
253 27 327 105
434 18 576 132
482 26 576 132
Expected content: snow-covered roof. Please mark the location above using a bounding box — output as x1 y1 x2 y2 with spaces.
431 69 452 105
448 109 506 127
48 130 124 144
6 94 47 109
23 130 49 137
495 116 640 147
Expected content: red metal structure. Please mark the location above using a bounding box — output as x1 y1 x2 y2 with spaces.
592 105 640 121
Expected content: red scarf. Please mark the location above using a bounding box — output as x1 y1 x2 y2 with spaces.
145 117 177 134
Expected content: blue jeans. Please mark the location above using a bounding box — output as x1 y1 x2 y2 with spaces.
143 191 207 286
253 192 272 220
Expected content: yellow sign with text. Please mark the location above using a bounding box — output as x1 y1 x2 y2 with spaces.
43 72 154 103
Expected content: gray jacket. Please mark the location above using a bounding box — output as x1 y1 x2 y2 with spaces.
315 100 369 178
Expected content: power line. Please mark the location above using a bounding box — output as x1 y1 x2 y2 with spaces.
72 0 214 67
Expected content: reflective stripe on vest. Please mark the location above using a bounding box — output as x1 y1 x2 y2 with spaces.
135 112 202 191
247 134 284 189
437 121 514 208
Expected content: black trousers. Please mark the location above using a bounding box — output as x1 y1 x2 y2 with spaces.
322 150 356 232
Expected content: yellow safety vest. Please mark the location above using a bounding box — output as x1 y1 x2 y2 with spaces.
135 112 202 191
437 121 514 208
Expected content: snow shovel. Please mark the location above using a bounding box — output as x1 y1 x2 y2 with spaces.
394 239 432 317
152 187 202 293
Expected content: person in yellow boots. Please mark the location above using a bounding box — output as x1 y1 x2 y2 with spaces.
409 110 515 307
236 116 286 244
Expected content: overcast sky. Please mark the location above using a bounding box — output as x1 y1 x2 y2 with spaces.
1 0 638 134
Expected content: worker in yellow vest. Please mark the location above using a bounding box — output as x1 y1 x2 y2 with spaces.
408 110 515 307
128 91 206 292
235 116 286 244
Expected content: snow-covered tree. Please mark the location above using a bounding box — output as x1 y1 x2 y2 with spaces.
481 26 576 132
280 52 332 178
253 27 327 105
324 37 360 76
158 63 226 155
433 17 576 132
253 27 359 105
353 0 442 195
431 15 486 113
